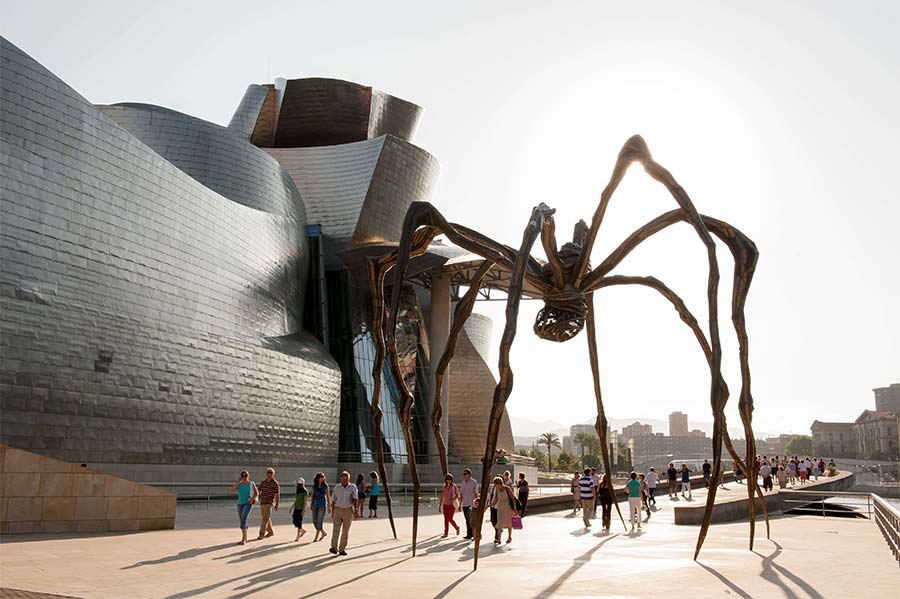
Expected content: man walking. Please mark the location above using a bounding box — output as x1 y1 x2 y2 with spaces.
329 470 358 556
578 468 595 528
702 459 712 488
459 468 478 540
645 467 659 505
257 467 280 540
667 462 678 499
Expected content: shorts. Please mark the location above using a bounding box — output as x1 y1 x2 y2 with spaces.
292 508 304 528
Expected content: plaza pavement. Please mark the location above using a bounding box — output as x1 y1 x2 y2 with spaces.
1 481 897 599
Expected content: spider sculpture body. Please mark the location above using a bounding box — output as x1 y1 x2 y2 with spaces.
367 135 769 570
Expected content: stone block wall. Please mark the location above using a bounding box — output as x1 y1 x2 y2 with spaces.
0 445 176 534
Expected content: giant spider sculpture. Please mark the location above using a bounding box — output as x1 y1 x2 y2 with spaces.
367 135 769 570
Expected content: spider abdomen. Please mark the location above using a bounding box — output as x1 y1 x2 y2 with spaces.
533 289 588 342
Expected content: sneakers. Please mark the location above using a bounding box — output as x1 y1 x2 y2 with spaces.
329 547 338 554
339 550 348 556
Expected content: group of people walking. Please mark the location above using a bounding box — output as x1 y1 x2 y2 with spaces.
440 469 529 545
733 455 833 490
232 467 531 555
232 468 380 556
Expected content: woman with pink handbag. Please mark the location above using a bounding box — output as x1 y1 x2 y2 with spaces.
231 470 259 545
489 476 519 544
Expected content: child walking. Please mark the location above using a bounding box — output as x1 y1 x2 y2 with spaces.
291 477 308 541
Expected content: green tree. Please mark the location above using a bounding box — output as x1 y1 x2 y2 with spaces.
573 431 600 468
786 435 813 456
555 450 579 473
527 448 547 470
538 432 561 472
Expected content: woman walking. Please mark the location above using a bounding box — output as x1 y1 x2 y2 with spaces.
311 472 330 542
354 473 367 519
680 464 692 500
367 471 380 518
440 474 461 538
489 476 517 544
638 473 651 520
571 471 581 513
516 472 530 517
231 470 258 545
597 473 613 532
291 477 308 541
626 472 642 531
776 465 788 489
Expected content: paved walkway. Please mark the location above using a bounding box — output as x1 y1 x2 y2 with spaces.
1 490 897 599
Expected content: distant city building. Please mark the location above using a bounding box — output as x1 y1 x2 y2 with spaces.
621 421 653 438
873 383 900 415
810 423 855 456
688 429 706 438
853 410 898 458
763 434 802 456
669 411 689 437
628 433 711 468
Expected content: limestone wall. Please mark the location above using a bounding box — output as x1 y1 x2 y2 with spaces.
0 445 175 535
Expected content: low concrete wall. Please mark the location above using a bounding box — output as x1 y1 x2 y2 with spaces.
0 445 176 535
673 470 856 525
526 471 736 514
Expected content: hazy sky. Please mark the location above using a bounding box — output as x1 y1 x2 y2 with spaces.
2 1 897 435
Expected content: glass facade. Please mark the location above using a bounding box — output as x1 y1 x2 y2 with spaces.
325 271 430 464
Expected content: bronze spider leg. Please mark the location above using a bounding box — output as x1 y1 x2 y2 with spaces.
373 202 548 557
367 258 396 540
587 274 768 554
585 209 765 551
367 230 443 541
571 138 727 554
431 261 495 477
473 203 554 572
584 294 628 531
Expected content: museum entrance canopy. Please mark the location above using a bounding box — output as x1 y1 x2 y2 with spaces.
340 238 547 300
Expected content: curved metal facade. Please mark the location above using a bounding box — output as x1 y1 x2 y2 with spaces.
0 39 516 480
449 313 516 462
0 37 340 472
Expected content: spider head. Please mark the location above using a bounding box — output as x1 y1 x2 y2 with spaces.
533 290 588 342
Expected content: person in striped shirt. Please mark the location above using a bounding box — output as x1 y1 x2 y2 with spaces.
578 468 595 528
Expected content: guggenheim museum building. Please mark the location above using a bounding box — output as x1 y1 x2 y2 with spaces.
0 37 518 483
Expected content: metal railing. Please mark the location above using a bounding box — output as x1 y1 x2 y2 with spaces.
780 489 900 565
147 482 571 508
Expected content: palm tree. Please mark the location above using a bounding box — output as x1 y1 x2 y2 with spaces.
573 432 595 468
537 432 561 472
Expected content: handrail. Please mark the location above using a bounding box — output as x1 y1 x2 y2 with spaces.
778 488 899 566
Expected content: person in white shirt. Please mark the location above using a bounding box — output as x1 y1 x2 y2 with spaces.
590 468 601 518
328 471 358 556
645 467 659 506
458 469 478 540
760 461 773 492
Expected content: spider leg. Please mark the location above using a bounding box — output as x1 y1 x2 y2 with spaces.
472 203 552 572
373 202 546 557
586 274 767 556
583 210 765 550
431 261 495 477
539 212 565 289
584 293 628 531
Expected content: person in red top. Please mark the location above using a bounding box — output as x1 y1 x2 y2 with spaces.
440 473 461 538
